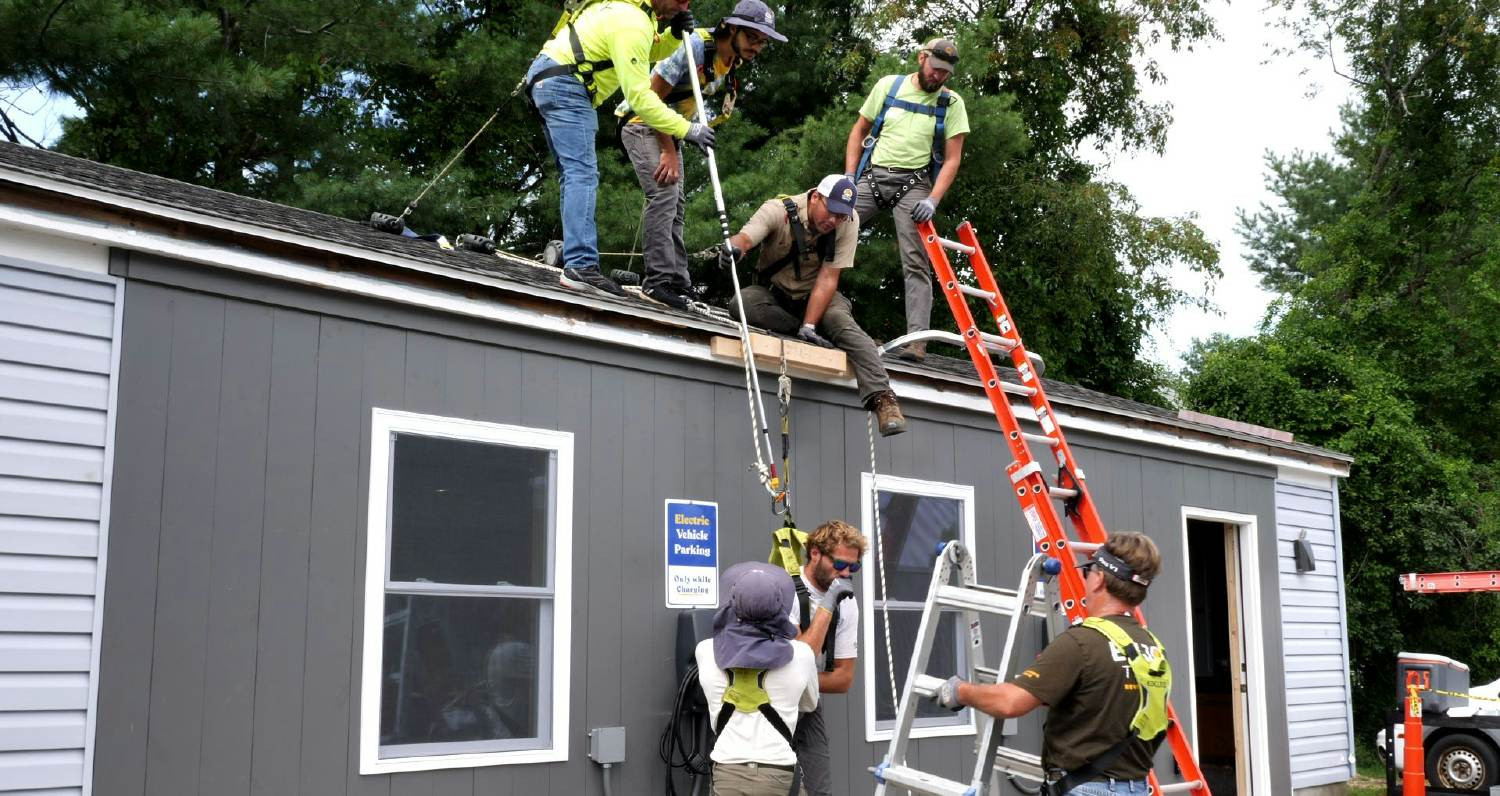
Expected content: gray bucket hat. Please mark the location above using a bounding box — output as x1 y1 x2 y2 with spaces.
712 561 799 670
723 0 788 42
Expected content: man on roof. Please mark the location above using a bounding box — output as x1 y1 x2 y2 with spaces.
614 0 786 311
721 175 908 436
843 38 970 362
523 0 717 297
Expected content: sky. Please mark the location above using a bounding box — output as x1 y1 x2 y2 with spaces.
1101 1 1352 369
4 2 1351 373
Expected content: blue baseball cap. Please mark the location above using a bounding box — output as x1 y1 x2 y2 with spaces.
724 0 788 42
816 174 858 216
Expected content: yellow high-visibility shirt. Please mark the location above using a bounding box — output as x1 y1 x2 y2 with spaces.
540 1 692 138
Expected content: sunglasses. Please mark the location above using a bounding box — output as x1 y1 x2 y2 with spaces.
1078 561 1097 576
821 550 861 573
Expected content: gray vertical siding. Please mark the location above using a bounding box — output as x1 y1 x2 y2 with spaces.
0 257 121 795
1276 480 1355 789
95 251 1305 795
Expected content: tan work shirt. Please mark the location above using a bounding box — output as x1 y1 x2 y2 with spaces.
738 192 860 300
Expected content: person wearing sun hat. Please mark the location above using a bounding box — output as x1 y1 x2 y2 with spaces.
695 561 819 795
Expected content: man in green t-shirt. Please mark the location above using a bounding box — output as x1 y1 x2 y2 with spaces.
843 38 970 361
928 532 1172 796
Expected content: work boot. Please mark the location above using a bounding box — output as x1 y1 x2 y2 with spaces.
560 267 626 296
898 340 927 363
865 390 908 437
643 284 693 311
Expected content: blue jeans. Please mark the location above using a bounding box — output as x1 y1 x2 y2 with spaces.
1066 778 1150 795
526 55 599 271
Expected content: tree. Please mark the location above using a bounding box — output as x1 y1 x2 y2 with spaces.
1186 0 1500 738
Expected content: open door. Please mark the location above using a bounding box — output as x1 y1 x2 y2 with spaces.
1187 518 1251 795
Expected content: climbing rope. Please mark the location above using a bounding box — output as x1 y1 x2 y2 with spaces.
868 413 899 714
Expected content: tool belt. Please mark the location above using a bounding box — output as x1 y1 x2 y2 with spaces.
861 167 928 211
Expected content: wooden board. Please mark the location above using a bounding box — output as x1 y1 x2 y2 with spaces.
708 333 850 379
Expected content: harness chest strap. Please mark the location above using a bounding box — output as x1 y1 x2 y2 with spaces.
854 76 951 182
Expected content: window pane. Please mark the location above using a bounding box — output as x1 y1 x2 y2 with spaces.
873 491 963 602
872 609 965 723
380 595 546 748
390 433 550 587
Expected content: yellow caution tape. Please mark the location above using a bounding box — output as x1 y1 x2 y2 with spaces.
1426 687 1500 705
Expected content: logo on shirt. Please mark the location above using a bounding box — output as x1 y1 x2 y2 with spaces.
1020 669 1040 679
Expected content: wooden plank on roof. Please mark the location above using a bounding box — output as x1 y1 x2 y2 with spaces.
709 334 850 378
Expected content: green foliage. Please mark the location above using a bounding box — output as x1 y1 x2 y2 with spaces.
1186 0 1500 740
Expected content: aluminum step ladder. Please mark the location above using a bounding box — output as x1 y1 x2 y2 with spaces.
870 220 1211 796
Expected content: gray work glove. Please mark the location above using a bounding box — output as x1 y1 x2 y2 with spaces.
910 197 937 222
718 242 742 270
818 576 855 613
933 675 964 712
798 323 835 349
669 10 696 39
683 122 716 153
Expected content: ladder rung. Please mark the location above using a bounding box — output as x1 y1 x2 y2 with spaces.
874 763 974 796
935 584 1021 615
1022 432 1060 447
1049 486 1079 500
958 283 996 301
938 237 976 255
991 746 1046 780
978 331 1018 351
910 674 946 698
1157 782 1206 793
973 665 1000 684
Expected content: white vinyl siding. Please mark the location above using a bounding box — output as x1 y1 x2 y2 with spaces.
0 256 121 796
1275 479 1355 789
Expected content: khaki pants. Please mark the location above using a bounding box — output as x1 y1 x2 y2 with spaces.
737 285 892 402
712 762 798 796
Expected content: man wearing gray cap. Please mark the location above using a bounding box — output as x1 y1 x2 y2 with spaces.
616 0 787 310
696 561 820 795
721 175 909 436
844 38 971 362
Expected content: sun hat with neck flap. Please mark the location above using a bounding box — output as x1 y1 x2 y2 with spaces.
712 561 799 670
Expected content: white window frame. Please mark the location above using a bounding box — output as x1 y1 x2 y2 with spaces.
358 408 574 774
860 472 978 743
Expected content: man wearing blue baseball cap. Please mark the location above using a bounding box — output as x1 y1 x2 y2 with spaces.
615 0 787 310
721 175 908 436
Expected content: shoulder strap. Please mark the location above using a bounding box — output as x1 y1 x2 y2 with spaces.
713 669 795 746
822 602 839 672
854 76 908 181
532 0 652 100
929 88 951 180
757 197 811 285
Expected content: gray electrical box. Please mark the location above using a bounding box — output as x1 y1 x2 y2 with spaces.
588 726 626 765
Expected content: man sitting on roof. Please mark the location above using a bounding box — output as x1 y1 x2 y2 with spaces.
523 0 717 297
614 0 786 310
721 175 908 436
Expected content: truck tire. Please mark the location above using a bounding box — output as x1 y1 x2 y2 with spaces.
1427 733 1500 790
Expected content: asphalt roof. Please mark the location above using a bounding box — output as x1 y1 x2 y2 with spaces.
0 142 1350 467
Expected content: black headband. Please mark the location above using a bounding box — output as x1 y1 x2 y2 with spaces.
1087 548 1151 586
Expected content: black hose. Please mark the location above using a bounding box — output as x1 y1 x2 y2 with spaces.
659 664 712 795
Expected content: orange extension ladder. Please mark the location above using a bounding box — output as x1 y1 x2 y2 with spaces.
871 220 1210 796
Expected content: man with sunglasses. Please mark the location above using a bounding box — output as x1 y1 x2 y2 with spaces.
784 520 867 796
928 532 1173 796
723 175 907 435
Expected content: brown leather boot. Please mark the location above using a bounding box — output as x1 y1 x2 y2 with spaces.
898 340 927 362
865 390 908 436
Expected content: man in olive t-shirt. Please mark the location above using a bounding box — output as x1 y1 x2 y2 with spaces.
721 174 907 436
930 533 1170 795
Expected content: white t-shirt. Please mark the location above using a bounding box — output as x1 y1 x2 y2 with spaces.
788 578 859 661
696 638 819 766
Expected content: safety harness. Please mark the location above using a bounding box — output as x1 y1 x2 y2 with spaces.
1042 618 1172 795
853 76 952 207
754 195 835 289
526 0 656 101
713 667 796 744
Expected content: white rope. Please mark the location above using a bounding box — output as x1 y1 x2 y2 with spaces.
681 31 779 497
869 413 899 713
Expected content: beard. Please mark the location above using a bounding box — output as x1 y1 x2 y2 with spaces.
918 71 944 92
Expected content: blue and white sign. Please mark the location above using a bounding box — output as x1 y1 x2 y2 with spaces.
665 499 718 607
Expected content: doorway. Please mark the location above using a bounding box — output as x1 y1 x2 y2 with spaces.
1186 518 1251 795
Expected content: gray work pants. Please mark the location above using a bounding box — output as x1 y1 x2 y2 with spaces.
620 121 691 293
737 285 890 403
789 705 830 796
853 166 934 334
